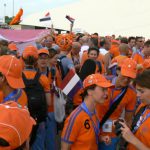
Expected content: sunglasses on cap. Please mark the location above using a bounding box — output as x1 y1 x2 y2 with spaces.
39 54 49 59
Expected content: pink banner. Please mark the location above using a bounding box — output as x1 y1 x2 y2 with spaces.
0 29 50 42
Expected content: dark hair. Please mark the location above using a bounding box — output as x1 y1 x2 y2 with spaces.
0 46 9 56
0 138 9 147
48 48 58 58
135 36 143 42
120 37 128 44
135 70 150 89
90 38 98 47
0 138 26 150
80 84 97 100
79 59 96 81
23 56 37 66
0 40 8 47
128 37 135 43
144 40 150 47
100 38 106 47
88 47 99 56
93 33 98 36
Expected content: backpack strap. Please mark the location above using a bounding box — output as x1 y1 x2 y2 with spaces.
100 86 128 127
33 71 41 82
22 71 41 86
57 55 66 80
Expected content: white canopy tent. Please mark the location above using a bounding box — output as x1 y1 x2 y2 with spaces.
21 0 150 38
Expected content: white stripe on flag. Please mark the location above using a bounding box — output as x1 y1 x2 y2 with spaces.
62 74 80 95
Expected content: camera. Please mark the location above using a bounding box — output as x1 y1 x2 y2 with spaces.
114 118 124 136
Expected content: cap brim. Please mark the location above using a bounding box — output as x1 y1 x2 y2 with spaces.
6 76 25 89
121 69 136 79
97 82 114 88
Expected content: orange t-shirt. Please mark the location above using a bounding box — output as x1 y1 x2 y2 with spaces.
111 55 128 66
0 89 27 106
127 104 150 150
61 106 98 150
23 70 50 93
48 68 62 112
96 86 136 137
132 52 144 64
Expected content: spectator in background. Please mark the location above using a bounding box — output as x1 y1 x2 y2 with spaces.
67 42 81 74
128 37 136 57
99 38 111 55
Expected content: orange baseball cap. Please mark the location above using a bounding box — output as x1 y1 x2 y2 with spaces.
0 101 35 149
8 43 18 51
22 45 38 59
142 59 150 70
0 55 25 89
120 58 137 78
83 73 113 88
38 48 49 56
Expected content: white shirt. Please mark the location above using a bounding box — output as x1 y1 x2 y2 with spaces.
99 48 108 55
79 45 89 61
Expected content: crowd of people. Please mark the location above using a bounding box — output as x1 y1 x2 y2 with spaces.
0 29 150 150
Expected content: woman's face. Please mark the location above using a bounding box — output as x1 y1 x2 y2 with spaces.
49 54 59 66
88 50 98 60
90 86 108 104
136 84 150 105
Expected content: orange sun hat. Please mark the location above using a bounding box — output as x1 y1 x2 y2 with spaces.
8 43 18 51
83 73 113 88
120 58 137 79
55 34 73 51
0 101 35 149
22 45 38 59
0 55 25 89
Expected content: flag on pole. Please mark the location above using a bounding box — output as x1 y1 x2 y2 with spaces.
60 69 82 100
66 15 75 23
39 12 51 22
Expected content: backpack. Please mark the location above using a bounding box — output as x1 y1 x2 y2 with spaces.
22 72 47 123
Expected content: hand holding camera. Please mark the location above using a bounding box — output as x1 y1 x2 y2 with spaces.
114 118 125 136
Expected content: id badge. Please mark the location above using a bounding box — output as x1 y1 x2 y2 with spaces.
102 120 113 133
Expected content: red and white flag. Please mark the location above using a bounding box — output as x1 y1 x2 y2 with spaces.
60 69 82 100
66 15 75 23
39 12 51 22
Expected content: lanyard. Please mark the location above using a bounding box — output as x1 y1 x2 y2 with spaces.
3 89 19 102
109 87 127 107
81 102 100 144
133 108 150 133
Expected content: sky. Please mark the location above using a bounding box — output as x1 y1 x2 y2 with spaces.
0 0 78 18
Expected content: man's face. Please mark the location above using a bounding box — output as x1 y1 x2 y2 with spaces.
129 39 135 48
117 74 132 87
136 38 144 48
104 40 111 50
37 54 49 68
142 46 150 58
